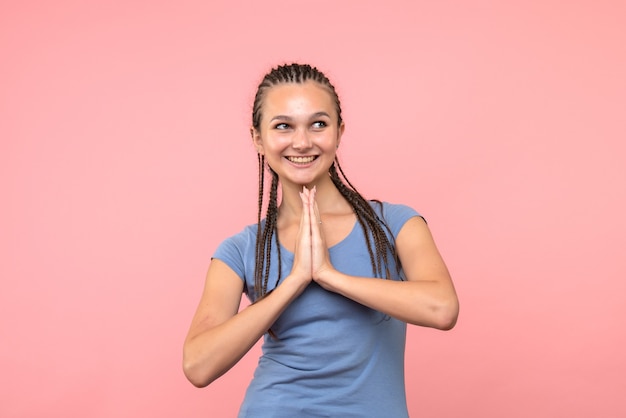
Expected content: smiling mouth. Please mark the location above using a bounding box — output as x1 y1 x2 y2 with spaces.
286 156 317 164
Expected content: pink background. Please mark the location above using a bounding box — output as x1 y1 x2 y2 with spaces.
2 1 625 417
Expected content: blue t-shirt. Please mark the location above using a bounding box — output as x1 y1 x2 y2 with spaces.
213 202 421 418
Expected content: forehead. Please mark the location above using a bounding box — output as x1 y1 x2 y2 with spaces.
262 81 335 115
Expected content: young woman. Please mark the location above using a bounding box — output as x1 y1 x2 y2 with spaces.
183 63 459 417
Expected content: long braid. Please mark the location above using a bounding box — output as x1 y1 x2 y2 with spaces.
263 170 281 292
253 154 265 296
254 165 283 299
330 161 400 279
333 158 400 269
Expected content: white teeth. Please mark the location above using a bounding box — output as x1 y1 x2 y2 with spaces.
287 156 316 163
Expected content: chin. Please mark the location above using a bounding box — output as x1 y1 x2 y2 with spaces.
283 176 321 188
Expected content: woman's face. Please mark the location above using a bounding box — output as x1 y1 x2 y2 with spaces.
252 81 344 188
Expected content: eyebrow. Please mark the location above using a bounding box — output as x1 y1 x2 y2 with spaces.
269 112 332 123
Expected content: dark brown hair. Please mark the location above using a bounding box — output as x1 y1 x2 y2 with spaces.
252 63 399 300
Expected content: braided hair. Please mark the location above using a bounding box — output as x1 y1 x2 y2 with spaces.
252 63 400 300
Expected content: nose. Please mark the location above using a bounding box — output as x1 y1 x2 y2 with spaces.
292 128 312 150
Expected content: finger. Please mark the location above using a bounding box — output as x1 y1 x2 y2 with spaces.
310 188 326 249
310 199 331 281
311 198 326 246
299 189 311 238
308 186 317 222
313 188 322 229
298 191 307 230
303 185 310 206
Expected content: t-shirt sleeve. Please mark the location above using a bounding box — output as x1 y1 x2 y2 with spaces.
212 233 247 281
380 202 423 238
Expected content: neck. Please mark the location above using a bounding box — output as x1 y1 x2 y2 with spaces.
277 176 346 221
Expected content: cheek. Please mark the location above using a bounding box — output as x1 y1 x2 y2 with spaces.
262 134 290 153
320 133 339 149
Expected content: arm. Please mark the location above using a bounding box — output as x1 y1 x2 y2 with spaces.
183 191 315 387
182 260 310 387
314 216 459 330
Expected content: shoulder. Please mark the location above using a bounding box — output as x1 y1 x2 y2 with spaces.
219 223 258 248
369 201 424 237
214 222 259 255
370 201 422 219
212 223 259 277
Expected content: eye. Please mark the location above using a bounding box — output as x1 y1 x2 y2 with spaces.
274 123 290 130
311 121 327 129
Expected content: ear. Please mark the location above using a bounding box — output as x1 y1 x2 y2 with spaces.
251 127 264 155
336 122 345 148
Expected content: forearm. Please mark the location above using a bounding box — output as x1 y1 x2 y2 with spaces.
183 276 307 387
318 271 459 330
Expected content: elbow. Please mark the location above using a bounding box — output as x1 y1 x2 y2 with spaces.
183 360 211 388
432 298 459 331
435 311 458 331
182 350 217 388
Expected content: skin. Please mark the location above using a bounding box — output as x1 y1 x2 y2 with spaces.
183 81 459 388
